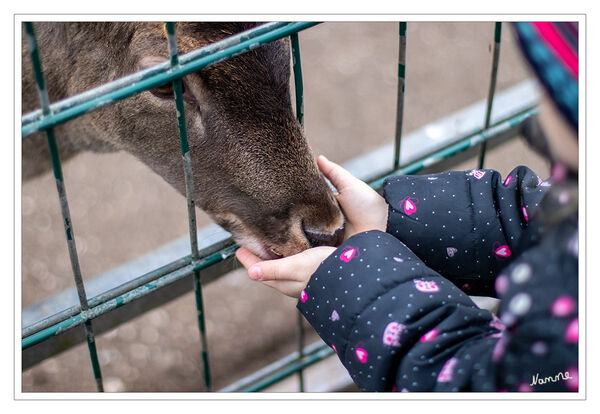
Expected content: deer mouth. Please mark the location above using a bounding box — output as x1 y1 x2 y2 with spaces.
233 234 284 261
266 247 284 260
240 237 285 261
214 213 287 260
213 209 343 260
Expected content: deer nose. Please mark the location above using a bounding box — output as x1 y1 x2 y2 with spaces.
303 223 345 248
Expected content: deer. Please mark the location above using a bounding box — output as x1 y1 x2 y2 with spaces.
22 22 345 260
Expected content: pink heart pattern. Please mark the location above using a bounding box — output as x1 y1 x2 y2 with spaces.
355 347 368 364
503 175 512 186
340 247 357 263
494 245 511 258
330 310 340 321
402 198 417 215
446 247 458 257
300 290 308 303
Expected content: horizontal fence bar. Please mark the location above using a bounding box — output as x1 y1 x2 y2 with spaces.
22 255 192 338
342 79 539 183
22 22 289 129
22 244 238 349
22 247 239 370
369 107 537 189
22 22 319 137
219 340 334 392
22 224 234 330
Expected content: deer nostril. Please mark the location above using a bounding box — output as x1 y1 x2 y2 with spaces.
303 224 345 248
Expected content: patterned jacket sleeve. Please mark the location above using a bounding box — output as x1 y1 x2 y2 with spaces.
297 227 578 392
383 167 548 296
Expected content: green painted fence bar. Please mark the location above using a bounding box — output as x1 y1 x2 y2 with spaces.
478 22 502 169
290 31 306 392
370 106 537 190
393 22 407 170
22 244 239 349
21 22 320 137
22 22 290 131
22 255 193 338
24 22 104 392
291 33 304 126
166 22 212 390
227 341 335 392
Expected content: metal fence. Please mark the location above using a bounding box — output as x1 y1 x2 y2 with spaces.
21 21 537 392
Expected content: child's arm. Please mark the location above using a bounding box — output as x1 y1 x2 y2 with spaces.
295 229 577 392
382 167 549 296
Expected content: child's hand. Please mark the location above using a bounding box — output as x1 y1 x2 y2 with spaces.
317 155 388 240
236 155 387 299
236 246 336 299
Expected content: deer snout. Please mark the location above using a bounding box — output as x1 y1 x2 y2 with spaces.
302 222 345 248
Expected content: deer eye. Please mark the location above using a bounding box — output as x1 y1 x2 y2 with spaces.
149 81 186 99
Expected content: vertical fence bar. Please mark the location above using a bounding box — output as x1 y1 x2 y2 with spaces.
291 33 304 126
393 22 407 171
478 22 502 169
165 22 211 391
290 32 306 393
24 22 104 392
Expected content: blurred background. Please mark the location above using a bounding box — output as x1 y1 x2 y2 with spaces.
21 21 550 392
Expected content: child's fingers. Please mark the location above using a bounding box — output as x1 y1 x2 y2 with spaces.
249 256 299 282
317 155 358 193
235 247 262 269
236 247 290 282
235 247 269 281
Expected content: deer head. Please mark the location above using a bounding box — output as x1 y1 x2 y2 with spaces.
22 22 345 259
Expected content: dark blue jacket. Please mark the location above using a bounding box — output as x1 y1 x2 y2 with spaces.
297 167 578 392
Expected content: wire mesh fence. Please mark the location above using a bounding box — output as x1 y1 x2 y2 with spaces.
21 21 537 392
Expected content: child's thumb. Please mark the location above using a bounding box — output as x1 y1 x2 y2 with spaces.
317 155 357 192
